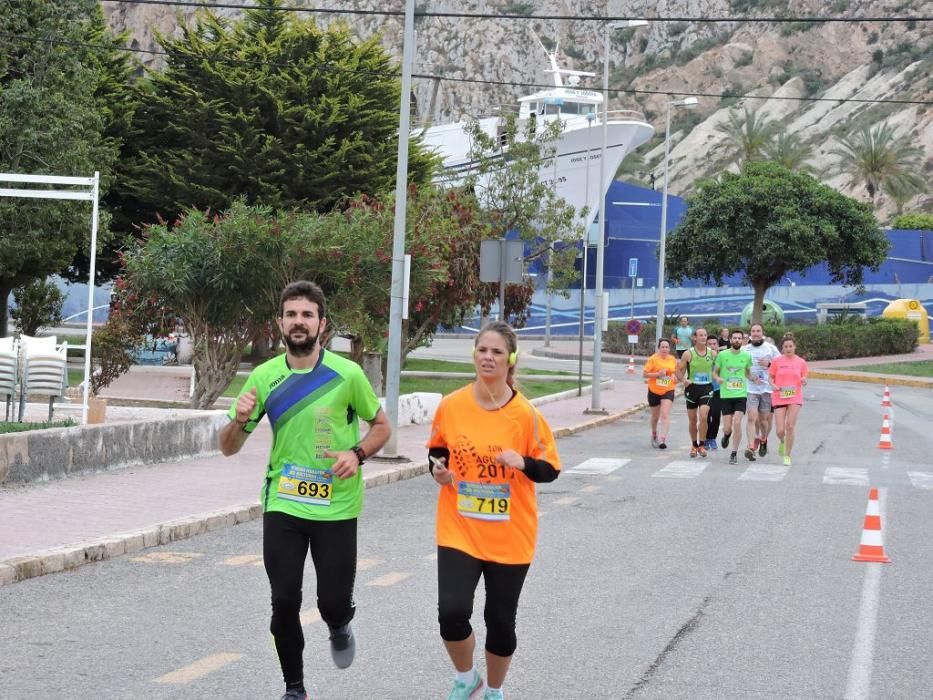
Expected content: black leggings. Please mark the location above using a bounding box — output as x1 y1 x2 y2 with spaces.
707 390 722 440
263 512 357 687
437 545 530 657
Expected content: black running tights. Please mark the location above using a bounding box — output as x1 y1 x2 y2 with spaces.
263 511 357 687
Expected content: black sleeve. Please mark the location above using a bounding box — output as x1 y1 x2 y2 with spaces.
522 456 560 483
427 447 450 475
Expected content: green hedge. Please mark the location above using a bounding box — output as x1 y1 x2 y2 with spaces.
606 318 918 361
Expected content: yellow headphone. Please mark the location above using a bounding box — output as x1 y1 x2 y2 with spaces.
473 345 519 366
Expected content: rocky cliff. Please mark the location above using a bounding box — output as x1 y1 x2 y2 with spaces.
105 0 933 219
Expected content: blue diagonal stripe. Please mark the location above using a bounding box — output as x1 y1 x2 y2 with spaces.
266 366 340 428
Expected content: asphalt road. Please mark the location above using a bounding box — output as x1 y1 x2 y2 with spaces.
1 381 931 699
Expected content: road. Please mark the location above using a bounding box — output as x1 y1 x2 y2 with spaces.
1 381 931 699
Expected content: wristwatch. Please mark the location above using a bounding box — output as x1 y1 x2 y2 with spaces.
351 445 366 465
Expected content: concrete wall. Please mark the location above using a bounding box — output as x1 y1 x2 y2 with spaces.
0 412 228 486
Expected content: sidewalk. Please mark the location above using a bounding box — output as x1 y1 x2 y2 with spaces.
0 377 650 586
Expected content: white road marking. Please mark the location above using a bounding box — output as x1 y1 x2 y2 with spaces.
553 496 579 506
567 457 630 475
844 488 887 700
652 460 708 479
423 552 438 561
156 653 242 684
739 464 790 482
908 471 933 490
823 467 870 486
579 485 602 493
357 558 383 571
367 571 411 587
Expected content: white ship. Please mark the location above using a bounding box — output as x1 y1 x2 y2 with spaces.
416 47 655 228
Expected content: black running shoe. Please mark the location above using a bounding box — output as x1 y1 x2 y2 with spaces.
729 452 737 465
744 448 757 462
658 441 668 449
281 690 308 700
758 440 767 458
721 433 731 449
329 623 355 669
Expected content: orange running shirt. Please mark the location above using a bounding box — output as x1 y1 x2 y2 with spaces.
644 353 678 395
427 385 561 565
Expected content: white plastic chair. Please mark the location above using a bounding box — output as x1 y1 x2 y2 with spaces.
18 335 67 422
0 337 18 422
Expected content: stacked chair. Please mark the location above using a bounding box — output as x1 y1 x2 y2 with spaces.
17 334 68 422
0 336 18 422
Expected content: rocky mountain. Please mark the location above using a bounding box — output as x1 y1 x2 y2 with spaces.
105 0 933 220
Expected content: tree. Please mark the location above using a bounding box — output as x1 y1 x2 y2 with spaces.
0 0 124 336
116 0 437 227
891 213 933 230
762 131 813 172
464 113 584 299
716 107 779 166
830 123 926 205
665 162 889 326
10 279 65 337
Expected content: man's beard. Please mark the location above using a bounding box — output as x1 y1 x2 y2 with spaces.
284 329 319 357
731 341 742 349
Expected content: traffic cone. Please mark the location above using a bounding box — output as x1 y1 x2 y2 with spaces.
852 487 890 563
881 385 892 407
877 414 893 450
627 355 636 374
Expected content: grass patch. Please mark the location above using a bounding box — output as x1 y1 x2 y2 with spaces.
1 419 77 434
403 357 573 376
844 360 933 378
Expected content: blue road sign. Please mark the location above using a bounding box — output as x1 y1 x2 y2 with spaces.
628 257 638 278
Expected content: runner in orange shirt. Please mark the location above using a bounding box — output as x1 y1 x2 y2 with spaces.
427 321 561 700
643 338 678 449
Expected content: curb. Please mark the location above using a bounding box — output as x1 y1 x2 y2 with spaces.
807 370 933 389
532 348 646 364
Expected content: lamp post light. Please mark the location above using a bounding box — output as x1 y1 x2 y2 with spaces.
590 18 648 414
655 96 698 348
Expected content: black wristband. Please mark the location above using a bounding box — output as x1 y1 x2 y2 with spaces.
351 445 366 465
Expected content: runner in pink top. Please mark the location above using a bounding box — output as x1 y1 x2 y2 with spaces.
768 336 808 466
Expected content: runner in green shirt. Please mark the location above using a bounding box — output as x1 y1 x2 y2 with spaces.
713 330 758 464
675 328 715 458
219 281 390 700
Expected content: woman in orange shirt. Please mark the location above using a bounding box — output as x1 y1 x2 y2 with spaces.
427 321 561 700
643 338 678 449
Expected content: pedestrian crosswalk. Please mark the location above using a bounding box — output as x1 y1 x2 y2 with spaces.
567 458 933 490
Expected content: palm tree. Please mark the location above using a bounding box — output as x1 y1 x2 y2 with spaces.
762 131 814 172
830 123 926 204
716 107 779 165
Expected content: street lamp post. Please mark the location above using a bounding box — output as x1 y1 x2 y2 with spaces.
577 112 596 396
655 96 698 348
590 18 647 414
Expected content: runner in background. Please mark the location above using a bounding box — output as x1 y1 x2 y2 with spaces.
676 328 715 458
743 324 781 457
427 321 561 700
769 334 809 466
644 338 677 449
672 316 694 359
713 330 757 465
705 337 721 451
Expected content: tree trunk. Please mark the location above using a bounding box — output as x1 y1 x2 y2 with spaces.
362 351 384 396
752 281 768 327
187 325 248 409
349 335 364 365
0 284 11 338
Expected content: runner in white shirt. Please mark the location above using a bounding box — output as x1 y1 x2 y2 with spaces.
742 323 781 458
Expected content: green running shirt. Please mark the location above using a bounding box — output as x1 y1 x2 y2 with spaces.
686 346 714 384
715 349 752 399
228 350 382 521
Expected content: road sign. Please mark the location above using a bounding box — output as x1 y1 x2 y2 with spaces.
628 257 638 278
626 319 642 335
479 239 524 283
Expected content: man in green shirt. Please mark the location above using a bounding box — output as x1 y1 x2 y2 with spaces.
676 327 715 458
713 330 758 465
220 281 390 700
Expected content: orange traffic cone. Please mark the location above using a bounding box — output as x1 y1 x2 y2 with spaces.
852 487 890 563
878 414 893 450
881 385 892 407
627 355 636 374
